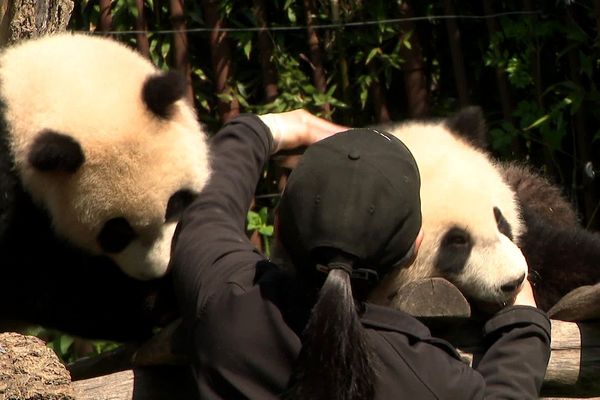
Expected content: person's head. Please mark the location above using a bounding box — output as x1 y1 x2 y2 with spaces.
278 127 422 290
278 128 421 400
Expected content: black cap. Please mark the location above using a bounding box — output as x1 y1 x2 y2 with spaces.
278 128 422 279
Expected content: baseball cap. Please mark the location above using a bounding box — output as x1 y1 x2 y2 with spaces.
277 128 422 280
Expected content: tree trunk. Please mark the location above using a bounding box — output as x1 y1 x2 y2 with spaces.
565 10 599 230
330 0 351 123
443 0 469 106
0 0 73 46
482 0 524 158
202 0 240 123
98 0 112 33
303 0 331 115
169 0 194 104
398 0 429 118
368 63 391 123
482 0 512 122
135 0 150 58
252 0 279 103
595 0 600 46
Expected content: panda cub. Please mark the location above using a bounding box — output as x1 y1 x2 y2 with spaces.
0 34 209 339
370 108 600 314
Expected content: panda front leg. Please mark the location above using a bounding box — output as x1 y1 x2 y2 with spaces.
519 205 600 314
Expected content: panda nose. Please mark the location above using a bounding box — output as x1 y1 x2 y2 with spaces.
500 273 526 293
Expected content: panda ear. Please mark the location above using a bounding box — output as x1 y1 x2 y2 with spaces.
445 106 488 150
28 130 85 173
142 71 187 119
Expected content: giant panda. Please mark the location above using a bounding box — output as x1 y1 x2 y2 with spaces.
0 34 210 339
369 108 600 314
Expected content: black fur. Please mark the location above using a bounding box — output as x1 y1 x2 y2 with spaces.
97 217 136 254
142 71 187 119
444 106 488 149
519 205 600 311
28 130 85 173
434 227 473 274
493 207 513 240
165 189 198 222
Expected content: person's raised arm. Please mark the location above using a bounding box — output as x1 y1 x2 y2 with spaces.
170 111 346 319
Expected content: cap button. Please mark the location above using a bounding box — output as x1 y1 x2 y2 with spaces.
348 150 360 160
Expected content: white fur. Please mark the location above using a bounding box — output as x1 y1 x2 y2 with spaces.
370 121 528 305
0 34 210 280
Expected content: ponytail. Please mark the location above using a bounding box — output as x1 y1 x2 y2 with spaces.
284 268 375 400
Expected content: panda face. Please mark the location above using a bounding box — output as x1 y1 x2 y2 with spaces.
0 34 210 280
370 121 528 309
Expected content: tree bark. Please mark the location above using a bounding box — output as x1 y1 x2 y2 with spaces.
565 9 599 230
443 0 469 107
399 0 429 118
98 0 112 33
303 0 331 115
482 0 525 158
252 0 279 103
0 0 73 46
330 0 350 123
202 0 240 123
482 0 512 122
368 63 391 123
0 332 75 399
169 0 194 104
135 0 150 58
595 0 600 47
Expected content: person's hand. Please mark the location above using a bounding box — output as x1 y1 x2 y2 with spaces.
259 109 348 154
512 279 537 307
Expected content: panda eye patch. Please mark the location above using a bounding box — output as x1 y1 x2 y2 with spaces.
493 207 513 240
435 227 473 274
441 228 471 247
165 189 198 222
97 217 136 253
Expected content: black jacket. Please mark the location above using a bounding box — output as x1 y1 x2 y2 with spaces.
171 115 551 399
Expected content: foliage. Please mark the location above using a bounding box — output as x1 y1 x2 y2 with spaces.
247 207 274 257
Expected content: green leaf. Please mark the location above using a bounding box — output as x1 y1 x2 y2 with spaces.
365 47 381 65
523 114 550 131
258 225 274 236
258 207 269 223
243 40 252 59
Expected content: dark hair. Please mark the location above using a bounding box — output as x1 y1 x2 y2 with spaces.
283 267 375 400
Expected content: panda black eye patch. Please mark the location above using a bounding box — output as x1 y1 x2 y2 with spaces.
435 227 473 274
165 189 198 222
97 217 136 253
28 130 85 173
493 207 513 240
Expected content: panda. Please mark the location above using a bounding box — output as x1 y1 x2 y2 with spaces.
0 34 209 339
369 108 600 314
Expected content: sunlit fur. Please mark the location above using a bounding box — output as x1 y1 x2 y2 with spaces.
370 121 528 306
0 34 210 280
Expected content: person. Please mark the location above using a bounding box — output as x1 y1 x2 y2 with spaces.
170 110 551 399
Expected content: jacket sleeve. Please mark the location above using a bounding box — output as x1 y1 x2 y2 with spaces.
170 114 273 320
474 305 551 399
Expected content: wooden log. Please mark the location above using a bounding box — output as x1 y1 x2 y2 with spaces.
0 332 75 399
73 367 196 400
71 278 600 398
